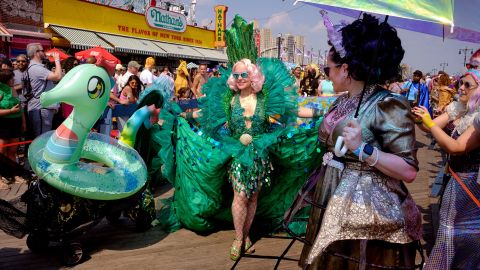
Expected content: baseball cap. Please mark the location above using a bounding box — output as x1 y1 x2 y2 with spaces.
128 61 141 69
115 64 123 70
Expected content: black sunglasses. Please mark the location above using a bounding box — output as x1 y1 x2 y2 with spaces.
323 64 342 77
459 79 478 90
16 60 27 63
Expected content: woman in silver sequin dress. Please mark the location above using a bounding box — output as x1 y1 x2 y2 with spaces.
300 14 422 269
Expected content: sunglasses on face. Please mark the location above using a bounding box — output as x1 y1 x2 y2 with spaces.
459 79 478 90
323 64 342 77
232 72 248 80
17 60 27 63
37 49 44 52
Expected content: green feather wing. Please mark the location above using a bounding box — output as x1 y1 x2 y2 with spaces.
225 15 258 65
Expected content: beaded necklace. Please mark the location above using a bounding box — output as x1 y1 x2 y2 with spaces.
328 85 376 123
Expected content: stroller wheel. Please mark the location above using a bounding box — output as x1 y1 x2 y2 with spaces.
26 233 49 253
63 242 83 266
135 210 153 232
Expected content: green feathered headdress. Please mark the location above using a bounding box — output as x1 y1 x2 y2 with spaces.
225 15 258 66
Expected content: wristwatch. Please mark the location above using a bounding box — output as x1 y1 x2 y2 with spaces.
363 144 374 156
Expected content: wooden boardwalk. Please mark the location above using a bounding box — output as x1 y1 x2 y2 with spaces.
0 128 441 270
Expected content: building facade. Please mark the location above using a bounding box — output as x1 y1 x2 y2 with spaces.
0 0 226 65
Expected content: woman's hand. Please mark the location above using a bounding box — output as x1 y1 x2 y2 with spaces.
412 106 435 128
342 119 362 152
10 104 20 114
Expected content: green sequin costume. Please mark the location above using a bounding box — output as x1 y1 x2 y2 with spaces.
147 56 331 233
228 93 272 197
135 16 333 233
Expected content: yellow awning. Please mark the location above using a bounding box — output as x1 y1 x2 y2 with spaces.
193 47 227 62
154 42 205 60
50 25 114 51
97 33 167 57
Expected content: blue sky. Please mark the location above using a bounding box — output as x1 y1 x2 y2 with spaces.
194 0 479 76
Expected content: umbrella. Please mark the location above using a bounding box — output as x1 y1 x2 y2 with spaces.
75 46 121 76
45 48 70 62
74 46 120 65
187 62 199 69
296 0 480 44
295 0 456 157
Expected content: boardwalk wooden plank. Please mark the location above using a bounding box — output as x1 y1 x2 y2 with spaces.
0 128 442 269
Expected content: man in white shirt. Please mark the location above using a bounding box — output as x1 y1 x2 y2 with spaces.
118 60 140 90
139 57 155 87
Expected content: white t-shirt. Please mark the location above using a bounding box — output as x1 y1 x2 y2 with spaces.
140 69 154 86
119 71 134 90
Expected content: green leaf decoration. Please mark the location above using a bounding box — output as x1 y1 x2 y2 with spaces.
225 15 258 66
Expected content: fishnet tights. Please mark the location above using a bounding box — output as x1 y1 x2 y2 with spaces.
232 189 260 245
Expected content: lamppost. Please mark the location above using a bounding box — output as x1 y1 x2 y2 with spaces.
318 49 321 65
432 68 438 75
277 34 283 60
310 47 313 63
440 62 448 71
293 41 296 64
324 50 328 66
459 47 474 67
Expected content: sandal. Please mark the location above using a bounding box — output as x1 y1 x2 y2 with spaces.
230 238 243 261
244 239 255 254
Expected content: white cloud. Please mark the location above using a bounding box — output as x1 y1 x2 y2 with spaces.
264 12 294 30
310 20 325 32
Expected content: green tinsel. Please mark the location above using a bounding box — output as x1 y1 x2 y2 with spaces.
225 15 258 65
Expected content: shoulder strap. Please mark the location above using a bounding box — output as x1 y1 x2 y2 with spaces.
24 64 49 98
449 166 480 208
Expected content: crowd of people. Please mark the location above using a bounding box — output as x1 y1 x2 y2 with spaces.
0 43 226 187
0 13 479 269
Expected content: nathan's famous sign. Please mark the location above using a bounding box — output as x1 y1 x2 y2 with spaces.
146 6 187 33
43 0 214 48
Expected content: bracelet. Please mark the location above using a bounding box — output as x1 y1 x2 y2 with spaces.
186 111 193 119
353 142 367 162
366 147 380 167
55 59 60 63
352 144 362 156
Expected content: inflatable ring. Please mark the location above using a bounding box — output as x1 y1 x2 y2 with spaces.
28 131 147 200
28 64 147 200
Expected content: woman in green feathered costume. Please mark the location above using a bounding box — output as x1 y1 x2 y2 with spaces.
177 15 325 261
